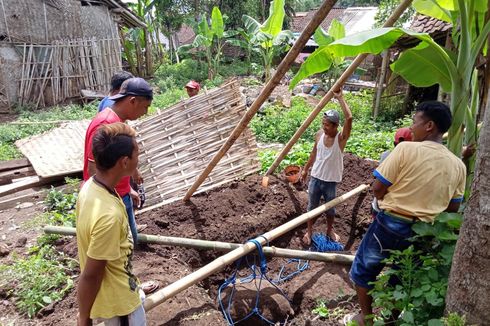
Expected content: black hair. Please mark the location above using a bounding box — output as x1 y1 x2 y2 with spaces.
92 123 136 171
416 101 452 133
110 71 134 92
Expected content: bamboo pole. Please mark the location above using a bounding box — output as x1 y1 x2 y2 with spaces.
142 184 368 313
44 226 355 264
182 0 339 201
263 0 414 179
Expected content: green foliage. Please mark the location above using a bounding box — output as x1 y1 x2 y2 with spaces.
250 97 322 143
0 246 76 318
43 178 80 227
151 88 187 112
154 59 208 93
374 0 415 28
442 313 467 326
311 299 347 321
258 142 313 173
370 212 463 325
0 104 95 161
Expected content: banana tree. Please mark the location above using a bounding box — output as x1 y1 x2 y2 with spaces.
289 0 489 161
178 6 225 79
289 18 346 88
241 0 293 81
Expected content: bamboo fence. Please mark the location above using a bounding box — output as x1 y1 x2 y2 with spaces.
134 79 259 211
16 38 121 108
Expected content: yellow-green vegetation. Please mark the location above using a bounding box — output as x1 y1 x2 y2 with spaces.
0 178 80 318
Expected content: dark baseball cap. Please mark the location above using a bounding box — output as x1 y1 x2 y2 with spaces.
108 77 153 101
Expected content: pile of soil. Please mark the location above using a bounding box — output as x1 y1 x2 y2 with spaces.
23 154 377 325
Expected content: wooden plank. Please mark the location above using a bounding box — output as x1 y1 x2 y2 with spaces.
0 175 66 198
0 188 47 210
0 166 36 185
0 159 30 172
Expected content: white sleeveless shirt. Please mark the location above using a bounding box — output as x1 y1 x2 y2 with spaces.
311 133 343 183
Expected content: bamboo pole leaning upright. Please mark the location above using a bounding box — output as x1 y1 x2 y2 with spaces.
263 0 414 180
182 0 339 201
141 184 368 313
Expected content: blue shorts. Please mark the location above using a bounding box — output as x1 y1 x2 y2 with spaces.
307 177 336 216
349 211 414 289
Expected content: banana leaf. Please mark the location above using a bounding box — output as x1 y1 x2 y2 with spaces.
211 7 224 39
261 0 285 37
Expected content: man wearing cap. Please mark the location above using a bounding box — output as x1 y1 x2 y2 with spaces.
301 89 352 245
83 77 152 245
185 80 200 97
98 71 134 113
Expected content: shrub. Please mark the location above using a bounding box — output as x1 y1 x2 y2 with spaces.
370 213 463 325
154 59 208 93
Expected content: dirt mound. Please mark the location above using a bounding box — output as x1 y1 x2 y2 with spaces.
31 153 377 325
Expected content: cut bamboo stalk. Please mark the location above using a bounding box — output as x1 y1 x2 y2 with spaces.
182 0 338 201
43 226 355 264
263 0 414 179
121 184 367 314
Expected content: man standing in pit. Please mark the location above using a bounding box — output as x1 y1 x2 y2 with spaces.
301 89 353 245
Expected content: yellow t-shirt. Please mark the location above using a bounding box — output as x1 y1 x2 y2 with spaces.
76 178 141 319
374 141 466 223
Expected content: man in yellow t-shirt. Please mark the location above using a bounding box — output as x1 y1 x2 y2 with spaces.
348 101 466 326
76 123 145 325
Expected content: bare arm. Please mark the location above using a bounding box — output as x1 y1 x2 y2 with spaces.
372 179 389 201
301 130 321 181
77 257 106 326
334 90 352 151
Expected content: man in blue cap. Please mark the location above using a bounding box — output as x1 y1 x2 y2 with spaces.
300 89 353 245
83 77 152 245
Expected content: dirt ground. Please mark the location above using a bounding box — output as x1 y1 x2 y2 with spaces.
0 153 377 326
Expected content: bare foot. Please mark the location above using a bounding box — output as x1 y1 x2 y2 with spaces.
301 233 311 246
327 230 340 242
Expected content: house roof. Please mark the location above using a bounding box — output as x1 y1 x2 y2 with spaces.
176 25 196 46
410 14 451 34
291 7 377 35
82 0 146 28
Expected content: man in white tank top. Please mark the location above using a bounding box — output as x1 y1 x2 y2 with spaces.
301 89 352 245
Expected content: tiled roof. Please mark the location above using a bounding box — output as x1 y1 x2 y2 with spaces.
176 25 195 46
410 14 452 34
291 8 345 33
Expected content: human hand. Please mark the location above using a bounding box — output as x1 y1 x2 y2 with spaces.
462 143 476 160
130 187 141 209
333 88 343 99
133 169 144 185
77 313 92 326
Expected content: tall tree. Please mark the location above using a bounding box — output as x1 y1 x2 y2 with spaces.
445 90 490 323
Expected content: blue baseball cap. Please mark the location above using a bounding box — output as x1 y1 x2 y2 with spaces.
109 77 153 101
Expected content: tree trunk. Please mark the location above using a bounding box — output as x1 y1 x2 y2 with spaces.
446 82 490 323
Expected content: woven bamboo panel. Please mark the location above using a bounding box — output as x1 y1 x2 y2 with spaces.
15 120 90 178
133 79 259 209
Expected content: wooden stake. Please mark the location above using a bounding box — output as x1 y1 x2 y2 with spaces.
44 226 355 265
263 0 414 178
182 0 338 201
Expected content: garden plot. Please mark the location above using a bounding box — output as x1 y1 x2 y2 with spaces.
12 153 376 325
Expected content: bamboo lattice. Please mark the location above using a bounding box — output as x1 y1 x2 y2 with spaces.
17 38 121 108
133 79 259 210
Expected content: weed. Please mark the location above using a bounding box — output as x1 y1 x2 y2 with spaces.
312 298 346 320
0 246 76 318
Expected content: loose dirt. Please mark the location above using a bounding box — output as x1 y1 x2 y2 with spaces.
0 153 377 325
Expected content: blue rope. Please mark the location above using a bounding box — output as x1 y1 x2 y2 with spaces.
311 233 344 252
273 233 344 284
218 238 291 326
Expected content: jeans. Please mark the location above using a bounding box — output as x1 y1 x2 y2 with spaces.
307 177 337 216
122 194 138 244
349 211 414 289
